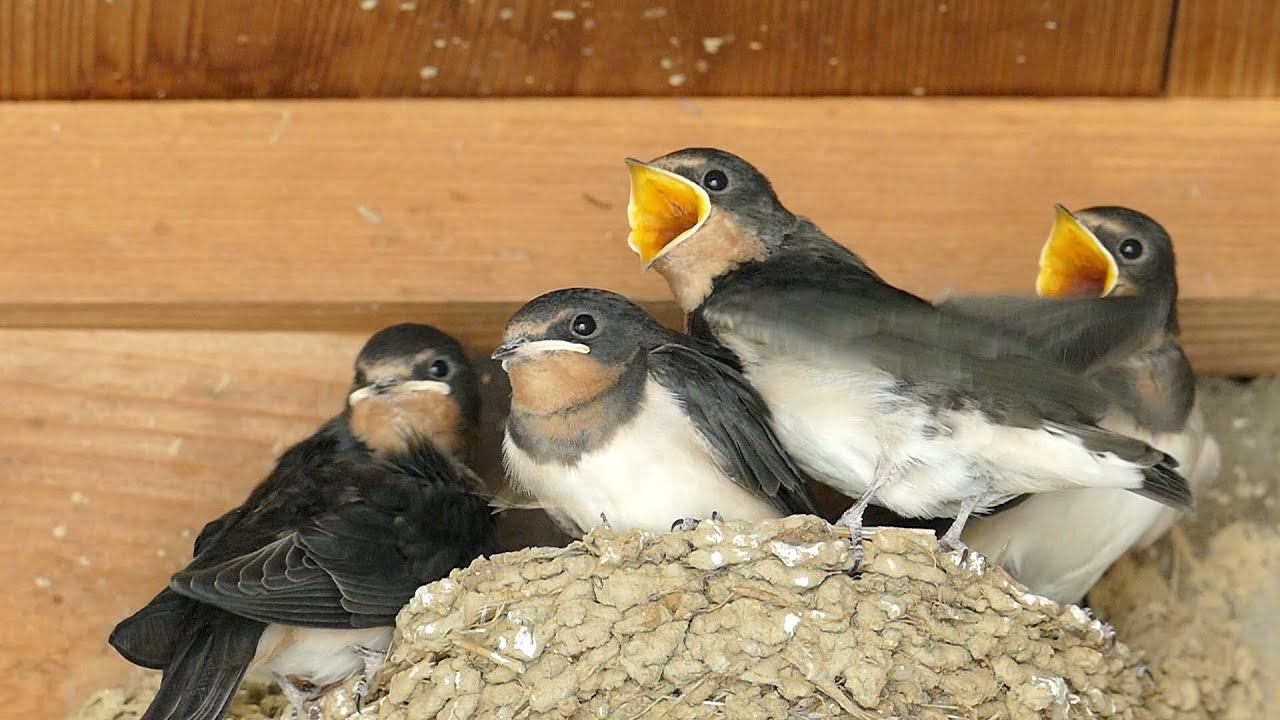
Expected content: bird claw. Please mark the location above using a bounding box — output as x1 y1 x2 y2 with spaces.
938 529 971 564
670 517 701 532
835 509 866 572
354 679 369 712
598 512 611 529
352 645 387 712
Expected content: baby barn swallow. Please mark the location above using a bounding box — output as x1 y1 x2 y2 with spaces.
943 207 1221 603
108 324 497 720
493 288 821 537
623 148 1192 558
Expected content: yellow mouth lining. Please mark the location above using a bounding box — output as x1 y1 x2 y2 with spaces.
1035 205 1119 298
625 159 711 266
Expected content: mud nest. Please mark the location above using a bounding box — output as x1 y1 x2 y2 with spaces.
78 515 1267 720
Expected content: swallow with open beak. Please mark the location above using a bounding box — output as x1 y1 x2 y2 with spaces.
937 206 1220 603
492 287 821 537
623 148 1192 560
109 324 497 720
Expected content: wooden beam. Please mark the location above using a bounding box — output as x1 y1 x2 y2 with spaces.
3 98 1280 372
0 0 1174 99
1166 0 1280 96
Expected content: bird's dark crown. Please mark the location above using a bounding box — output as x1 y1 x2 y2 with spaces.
352 323 481 430
504 288 676 362
1075 206 1178 301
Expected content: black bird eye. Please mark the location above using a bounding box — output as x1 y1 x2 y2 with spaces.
427 359 450 379
703 169 729 192
1118 238 1144 261
571 314 597 337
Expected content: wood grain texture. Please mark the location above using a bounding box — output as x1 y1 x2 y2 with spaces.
0 0 1174 99
2 98 1280 344
1166 0 1280 96
0 329 571 719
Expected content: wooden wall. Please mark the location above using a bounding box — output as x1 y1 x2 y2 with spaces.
1 2 1278 718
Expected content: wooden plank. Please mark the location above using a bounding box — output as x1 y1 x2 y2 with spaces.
0 329 575 719
2 98 1280 361
0 0 1174 99
1166 0 1280 96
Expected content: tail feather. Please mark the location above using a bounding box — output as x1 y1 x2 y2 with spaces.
110 589 194 670
140 606 264 720
1129 458 1194 512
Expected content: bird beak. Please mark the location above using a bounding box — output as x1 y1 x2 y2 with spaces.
1036 205 1118 298
491 339 590 371
347 378 450 406
625 158 711 267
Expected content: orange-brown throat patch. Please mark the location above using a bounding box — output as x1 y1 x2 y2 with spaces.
652 210 766 311
349 391 463 456
507 351 629 417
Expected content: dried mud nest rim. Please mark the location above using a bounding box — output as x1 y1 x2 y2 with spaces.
363 516 1157 720
73 516 1265 720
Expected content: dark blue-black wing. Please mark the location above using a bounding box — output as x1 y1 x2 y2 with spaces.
648 342 821 516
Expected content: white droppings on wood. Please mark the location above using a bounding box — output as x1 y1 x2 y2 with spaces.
702 36 727 54
498 7 513 20
35 577 52 589
1016 54 1027 64
167 438 183 457
77 556 92 568
419 66 439 81
659 57 674 70
641 6 666 19
358 205 384 225
359 0 378 10
667 73 687 87
694 59 708 73
52 524 68 540
551 9 576 21
70 491 89 506
912 86 927 96
399 1 417 10
433 38 447 48
1045 20 1058 30
748 41 763 51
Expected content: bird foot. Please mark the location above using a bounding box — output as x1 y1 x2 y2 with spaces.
598 512 611 529
276 676 320 720
834 507 866 571
352 645 388 711
670 517 701 532
938 532 970 560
